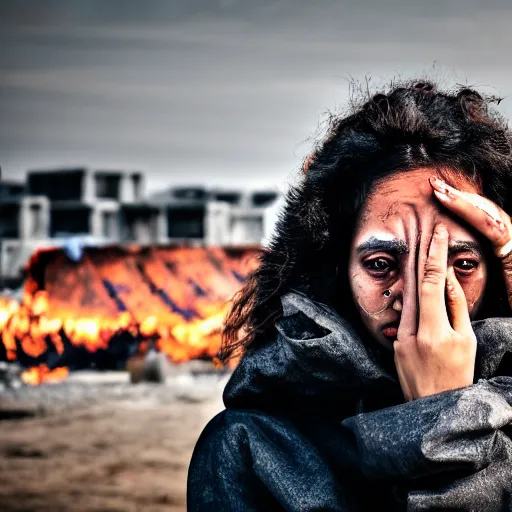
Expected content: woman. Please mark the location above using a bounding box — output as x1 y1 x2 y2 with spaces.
187 81 512 511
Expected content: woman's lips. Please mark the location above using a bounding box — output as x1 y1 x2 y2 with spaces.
381 324 398 340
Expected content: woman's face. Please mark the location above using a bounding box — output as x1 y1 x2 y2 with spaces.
348 168 488 350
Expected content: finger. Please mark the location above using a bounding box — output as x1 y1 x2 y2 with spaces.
397 216 418 338
416 216 434 319
429 176 512 248
419 223 451 330
445 266 472 334
394 347 413 402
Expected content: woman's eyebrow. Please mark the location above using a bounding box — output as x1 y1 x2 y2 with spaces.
449 241 484 258
356 237 409 254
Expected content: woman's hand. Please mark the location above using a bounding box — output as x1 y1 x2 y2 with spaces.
394 224 477 401
429 176 512 309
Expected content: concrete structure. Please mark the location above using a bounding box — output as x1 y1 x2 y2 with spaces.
26 168 152 241
0 168 281 284
0 192 52 284
151 186 280 245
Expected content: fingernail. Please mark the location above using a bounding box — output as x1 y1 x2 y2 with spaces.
433 189 452 202
429 176 447 189
429 176 457 199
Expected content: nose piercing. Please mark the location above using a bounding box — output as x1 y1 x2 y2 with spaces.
383 289 391 297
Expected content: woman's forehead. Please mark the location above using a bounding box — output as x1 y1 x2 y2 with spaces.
362 169 477 216
367 169 479 207
356 169 481 240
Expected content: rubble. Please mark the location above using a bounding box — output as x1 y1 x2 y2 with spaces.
0 362 23 391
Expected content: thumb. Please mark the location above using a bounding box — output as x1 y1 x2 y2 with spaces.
445 266 472 334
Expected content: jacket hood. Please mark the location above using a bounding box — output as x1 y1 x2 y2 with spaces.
223 292 512 414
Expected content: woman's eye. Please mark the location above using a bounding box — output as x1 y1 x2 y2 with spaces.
453 259 479 274
364 258 395 274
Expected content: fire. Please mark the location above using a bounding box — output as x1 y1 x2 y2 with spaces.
21 365 69 386
0 245 260 383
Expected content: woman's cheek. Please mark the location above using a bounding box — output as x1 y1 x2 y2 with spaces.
457 270 487 314
349 269 371 313
350 268 391 316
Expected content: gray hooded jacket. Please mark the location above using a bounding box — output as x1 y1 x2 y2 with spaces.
187 292 512 511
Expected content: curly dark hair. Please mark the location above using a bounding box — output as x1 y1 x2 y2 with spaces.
219 79 512 363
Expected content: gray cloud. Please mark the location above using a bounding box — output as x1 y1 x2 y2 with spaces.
1 0 512 191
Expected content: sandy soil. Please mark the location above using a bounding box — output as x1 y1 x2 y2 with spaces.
0 368 227 512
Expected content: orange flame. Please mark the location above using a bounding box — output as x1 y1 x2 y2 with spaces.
21 364 69 386
0 245 260 383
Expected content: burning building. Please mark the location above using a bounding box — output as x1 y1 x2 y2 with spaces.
0 167 279 382
0 244 260 384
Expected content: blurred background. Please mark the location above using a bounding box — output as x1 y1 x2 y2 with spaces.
1 1 512 510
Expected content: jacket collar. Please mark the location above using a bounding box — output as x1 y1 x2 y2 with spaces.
223 291 512 413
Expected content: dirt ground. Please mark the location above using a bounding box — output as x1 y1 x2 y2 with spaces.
0 367 227 512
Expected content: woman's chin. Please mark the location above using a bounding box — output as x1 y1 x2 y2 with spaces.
374 331 396 350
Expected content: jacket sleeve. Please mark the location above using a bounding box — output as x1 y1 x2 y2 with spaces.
187 409 361 511
340 376 512 511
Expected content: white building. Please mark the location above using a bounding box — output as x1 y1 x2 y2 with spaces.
151 186 280 246
0 168 281 284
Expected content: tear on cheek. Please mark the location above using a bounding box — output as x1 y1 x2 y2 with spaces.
350 270 397 315
353 291 394 316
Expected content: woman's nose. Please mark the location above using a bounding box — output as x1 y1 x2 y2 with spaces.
383 278 404 312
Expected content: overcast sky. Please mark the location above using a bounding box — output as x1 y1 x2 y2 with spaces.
1 0 512 193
